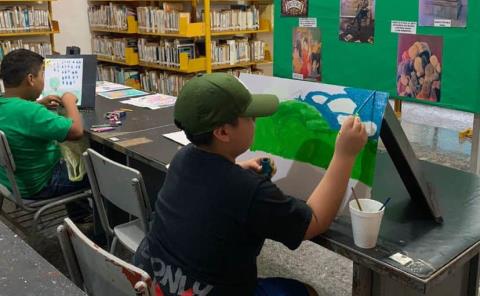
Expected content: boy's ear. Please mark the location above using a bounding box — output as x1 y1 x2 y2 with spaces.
25 73 35 87
212 125 230 143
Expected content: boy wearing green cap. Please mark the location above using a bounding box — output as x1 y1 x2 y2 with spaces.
134 73 367 296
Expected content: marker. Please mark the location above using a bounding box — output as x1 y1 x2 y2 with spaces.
91 124 111 128
378 197 391 211
90 126 115 132
354 91 376 116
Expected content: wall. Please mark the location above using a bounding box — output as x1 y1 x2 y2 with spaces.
52 0 91 54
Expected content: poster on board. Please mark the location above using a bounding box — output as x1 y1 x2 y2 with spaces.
281 0 308 17
339 0 375 43
292 27 321 81
396 34 443 103
419 0 467 28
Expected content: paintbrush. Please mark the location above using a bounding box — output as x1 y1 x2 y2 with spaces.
351 187 363 211
354 91 376 116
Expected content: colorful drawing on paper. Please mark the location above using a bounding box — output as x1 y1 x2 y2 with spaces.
239 74 388 187
281 0 308 16
419 0 467 28
97 88 148 100
292 27 321 82
339 0 375 43
42 58 83 103
396 34 443 103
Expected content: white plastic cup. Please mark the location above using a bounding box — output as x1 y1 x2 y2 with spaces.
349 199 385 249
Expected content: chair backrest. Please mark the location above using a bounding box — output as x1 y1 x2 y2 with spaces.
57 218 155 296
0 130 25 206
83 148 151 236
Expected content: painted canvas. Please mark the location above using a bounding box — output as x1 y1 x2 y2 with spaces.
339 0 375 43
397 34 443 102
292 27 321 81
238 74 388 213
419 0 467 28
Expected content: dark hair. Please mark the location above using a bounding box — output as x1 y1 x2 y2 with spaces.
0 49 44 88
174 118 239 146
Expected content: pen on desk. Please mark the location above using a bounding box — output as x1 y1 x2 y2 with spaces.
378 197 391 211
351 187 363 211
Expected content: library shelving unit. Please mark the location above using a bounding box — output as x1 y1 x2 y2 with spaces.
0 0 60 45
0 0 61 92
88 0 273 93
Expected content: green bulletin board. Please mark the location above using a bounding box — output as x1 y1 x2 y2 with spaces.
273 0 480 113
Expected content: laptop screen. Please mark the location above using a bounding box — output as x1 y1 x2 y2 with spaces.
43 55 97 109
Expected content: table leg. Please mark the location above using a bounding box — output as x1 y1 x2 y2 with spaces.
353 262 373 296
467 254 479 296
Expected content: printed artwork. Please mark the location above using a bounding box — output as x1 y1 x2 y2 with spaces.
397 34 443 102
339 0 375 43
419 0 467 28
239 74 388 209
292 27 321 81
281 0 308 17
42 58 83 103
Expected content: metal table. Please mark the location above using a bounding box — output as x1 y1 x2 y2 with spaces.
0 220 86 296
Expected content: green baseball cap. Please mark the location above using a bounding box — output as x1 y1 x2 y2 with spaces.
174 73 279 135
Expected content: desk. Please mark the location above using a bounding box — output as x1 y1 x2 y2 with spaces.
0 220 86 296
86 97 480 296
314 151 480 296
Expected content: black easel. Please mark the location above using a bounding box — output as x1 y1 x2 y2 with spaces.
380 103 443 223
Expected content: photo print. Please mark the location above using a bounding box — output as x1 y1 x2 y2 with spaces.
281 0 308 17
419 0 467 28
339 0 375 43
397 34 443 102
292 27 321 81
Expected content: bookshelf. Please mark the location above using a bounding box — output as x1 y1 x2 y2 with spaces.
88 0 273 94
0 0 60 93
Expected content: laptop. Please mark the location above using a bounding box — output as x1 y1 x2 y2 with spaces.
44 55 97 110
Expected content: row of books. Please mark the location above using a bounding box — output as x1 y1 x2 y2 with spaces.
97 64 140 87
88 3 135 31
140 70 192 96
138 38 196 68
92 36 137 60
100 66 262 96
137 6 190 34
211 39 265 65
208 6 259 32
0 6 50 32
0 40 51 60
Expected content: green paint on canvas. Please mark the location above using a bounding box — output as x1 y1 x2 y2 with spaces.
252 100 378 186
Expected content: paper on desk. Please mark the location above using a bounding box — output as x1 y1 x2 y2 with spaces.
121 93 176 110
98 89 148 100
163 131 190 146
96 81 131 93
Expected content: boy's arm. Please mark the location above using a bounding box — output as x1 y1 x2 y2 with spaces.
61 92 84 140
304 116 367 240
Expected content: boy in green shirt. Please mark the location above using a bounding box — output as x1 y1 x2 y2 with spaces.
0 49 88 201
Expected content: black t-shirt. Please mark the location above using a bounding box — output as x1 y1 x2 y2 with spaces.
134 144 312 296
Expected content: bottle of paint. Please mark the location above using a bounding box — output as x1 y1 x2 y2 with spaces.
261 158 273 178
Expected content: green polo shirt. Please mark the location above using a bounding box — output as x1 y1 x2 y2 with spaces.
0 97 73 197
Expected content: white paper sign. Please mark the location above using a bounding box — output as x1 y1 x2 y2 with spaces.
434 19 452 27
299 18 317 28
292 73 303 80
391 21 417 34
